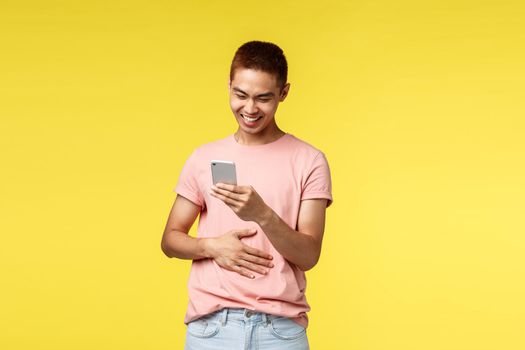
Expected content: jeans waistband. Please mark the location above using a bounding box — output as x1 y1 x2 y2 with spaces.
215 308 272 326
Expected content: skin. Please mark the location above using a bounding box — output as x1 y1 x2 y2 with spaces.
161 67 328 277
228 68 289 145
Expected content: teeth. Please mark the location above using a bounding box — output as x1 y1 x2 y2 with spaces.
242 114 261 122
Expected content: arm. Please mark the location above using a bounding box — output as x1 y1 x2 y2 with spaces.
210 184 328 271
161 194 207 259
161 194 275 277
258 198 327 271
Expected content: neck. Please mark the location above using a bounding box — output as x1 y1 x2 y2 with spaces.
234 124 285 146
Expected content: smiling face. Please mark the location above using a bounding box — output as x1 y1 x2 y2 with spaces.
229 68 290 139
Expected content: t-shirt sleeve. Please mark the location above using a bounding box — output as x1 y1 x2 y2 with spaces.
301 152 333 207
173 150 204 209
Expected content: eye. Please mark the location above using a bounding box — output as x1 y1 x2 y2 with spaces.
258 99 270 103
236 94 247 99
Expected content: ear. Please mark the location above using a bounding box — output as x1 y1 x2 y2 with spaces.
280 83 290 101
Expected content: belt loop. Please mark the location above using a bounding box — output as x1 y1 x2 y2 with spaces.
220 308 228 326
261 312 270 326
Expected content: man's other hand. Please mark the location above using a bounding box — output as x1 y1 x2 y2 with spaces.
202 229 274 279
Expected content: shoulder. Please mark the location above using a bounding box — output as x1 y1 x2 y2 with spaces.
285 134 326 161
189 134 232 157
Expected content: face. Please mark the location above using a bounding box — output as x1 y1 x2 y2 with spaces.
229 68 290 136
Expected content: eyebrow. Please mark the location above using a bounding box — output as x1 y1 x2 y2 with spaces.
232 87 275 98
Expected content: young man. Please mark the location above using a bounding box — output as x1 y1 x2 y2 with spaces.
161 41 333 350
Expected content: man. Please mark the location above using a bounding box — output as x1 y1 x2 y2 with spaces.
161 40 333 350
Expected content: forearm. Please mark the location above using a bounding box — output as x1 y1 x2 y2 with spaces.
258 209 320 271
161 230 210 260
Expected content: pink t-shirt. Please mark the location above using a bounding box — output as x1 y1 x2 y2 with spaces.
174 133 333 328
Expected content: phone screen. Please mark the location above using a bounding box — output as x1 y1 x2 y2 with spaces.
211 160 237 185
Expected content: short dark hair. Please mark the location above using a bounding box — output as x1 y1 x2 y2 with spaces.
230 40 288 91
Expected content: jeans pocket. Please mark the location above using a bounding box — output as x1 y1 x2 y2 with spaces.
187 317 221 339
269 316 306 340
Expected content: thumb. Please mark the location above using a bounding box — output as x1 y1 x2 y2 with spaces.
235 228 257 238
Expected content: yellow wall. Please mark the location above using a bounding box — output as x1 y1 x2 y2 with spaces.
1 1 524 349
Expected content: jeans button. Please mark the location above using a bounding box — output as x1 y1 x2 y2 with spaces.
245 310 254 317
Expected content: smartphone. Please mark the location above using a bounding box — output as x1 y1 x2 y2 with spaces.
211 160 237 185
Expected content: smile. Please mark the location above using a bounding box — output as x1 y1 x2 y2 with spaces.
241 114 262 122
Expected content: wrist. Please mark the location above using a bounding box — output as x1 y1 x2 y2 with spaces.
197 237 214 259
258 206 275 227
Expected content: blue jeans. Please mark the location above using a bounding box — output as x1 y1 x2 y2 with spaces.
184 308 310 350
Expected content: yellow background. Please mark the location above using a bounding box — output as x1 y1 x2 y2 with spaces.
1 0 524 349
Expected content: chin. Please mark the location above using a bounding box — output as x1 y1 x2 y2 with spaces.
238 125 260 134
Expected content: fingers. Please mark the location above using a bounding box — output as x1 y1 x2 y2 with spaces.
218 228 274 278
228 256 272 278
211 185 242 200
238 259 270 275
229 264 256 279
235 229 257 238
215 183 244 193
210 190 240 207
244 244 273 261
240 252 274 269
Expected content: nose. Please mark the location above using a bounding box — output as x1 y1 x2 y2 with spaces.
244 99 258 114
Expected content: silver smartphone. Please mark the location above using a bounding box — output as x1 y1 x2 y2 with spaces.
211 160 237 185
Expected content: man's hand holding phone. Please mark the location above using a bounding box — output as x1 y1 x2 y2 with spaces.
210 183 272 224
210 160 272 224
